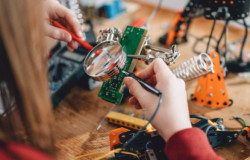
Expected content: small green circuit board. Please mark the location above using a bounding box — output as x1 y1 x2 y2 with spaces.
98 26 148 104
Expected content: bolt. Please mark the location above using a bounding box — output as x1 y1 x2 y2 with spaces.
227 136 232 143
172 45 176 53
208 93 213 97
234 133 238 138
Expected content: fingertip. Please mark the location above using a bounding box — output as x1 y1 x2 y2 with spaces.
78 31 83 38
67 45 74 52
73 41 79 49
123 77 133 86
65 32 72 42
69 41 78 50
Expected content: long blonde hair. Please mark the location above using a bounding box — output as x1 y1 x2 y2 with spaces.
0 0 54 153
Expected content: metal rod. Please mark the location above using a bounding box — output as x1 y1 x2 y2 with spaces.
96 104 117 130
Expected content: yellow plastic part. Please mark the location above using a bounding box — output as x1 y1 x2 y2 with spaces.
106 111 156 132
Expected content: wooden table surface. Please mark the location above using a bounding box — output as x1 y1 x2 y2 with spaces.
54 1 250 160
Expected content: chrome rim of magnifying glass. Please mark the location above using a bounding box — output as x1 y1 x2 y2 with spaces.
83 41 127 81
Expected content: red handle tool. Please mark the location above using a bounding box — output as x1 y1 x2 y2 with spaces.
48 19 94 51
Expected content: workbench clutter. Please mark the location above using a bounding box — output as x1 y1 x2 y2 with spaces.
0 0 250 160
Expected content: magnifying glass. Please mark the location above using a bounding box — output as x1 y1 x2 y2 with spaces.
83 41 161 95
83 41 126 81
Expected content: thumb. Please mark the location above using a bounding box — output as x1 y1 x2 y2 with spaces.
45 23 72 42
124 77 152 103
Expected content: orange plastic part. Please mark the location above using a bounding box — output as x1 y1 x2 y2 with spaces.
191 51 232 108
165 10 184 46
242 127 250 141
130 18 146 28
109 127 130 150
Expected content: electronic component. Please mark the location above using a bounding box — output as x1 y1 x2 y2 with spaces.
84 26 180 104
108 114 239 160
201 0 250 20
233 116 250 141
106 111 155 132
242 127 250 141
159 0 250 73
109 128 167 160
191 115 239 147
98 26 148 104
48 46 99 107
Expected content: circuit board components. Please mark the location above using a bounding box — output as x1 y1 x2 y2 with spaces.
98 26 148 104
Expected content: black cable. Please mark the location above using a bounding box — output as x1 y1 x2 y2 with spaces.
238 18 248 63
192 35 217 54
205 125 217 135
206 18 217 53
121 93 162 150
235 20 250 28
190 114 208 120
223 20 228 58
216 20 229 53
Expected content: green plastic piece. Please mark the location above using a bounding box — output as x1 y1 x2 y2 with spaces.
98 25 147 104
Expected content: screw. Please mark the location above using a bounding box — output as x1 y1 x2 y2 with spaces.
234 133 238 138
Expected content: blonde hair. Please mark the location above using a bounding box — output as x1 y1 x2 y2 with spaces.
0 0 54 153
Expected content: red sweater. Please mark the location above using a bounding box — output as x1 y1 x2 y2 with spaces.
165 127 224 160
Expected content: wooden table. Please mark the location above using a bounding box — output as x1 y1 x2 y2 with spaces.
54 1 250 159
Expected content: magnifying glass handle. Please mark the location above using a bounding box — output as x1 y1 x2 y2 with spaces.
122 71 161 96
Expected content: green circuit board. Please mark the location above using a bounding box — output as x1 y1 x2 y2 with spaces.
98 26 148 104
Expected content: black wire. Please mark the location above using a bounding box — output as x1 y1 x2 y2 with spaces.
239 18 248 63
235 20 250 28
190 114 208 120
192 35 217 54
216 20 229 53
121 93 162 149
206 18 217 53
223 20 228 57
205 125 217 135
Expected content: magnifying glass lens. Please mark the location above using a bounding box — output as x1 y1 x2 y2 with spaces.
84 41 126 81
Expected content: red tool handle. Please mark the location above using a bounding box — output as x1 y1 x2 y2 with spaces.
48 19 94 51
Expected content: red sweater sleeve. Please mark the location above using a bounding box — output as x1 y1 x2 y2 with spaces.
164 128 224 160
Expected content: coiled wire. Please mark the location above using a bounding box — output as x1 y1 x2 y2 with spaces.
172 53 214 81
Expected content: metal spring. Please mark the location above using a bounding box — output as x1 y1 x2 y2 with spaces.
172 53 214 81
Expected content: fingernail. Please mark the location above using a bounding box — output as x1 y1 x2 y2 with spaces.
67 34 72 41
74 41 79 49
78 31 83 37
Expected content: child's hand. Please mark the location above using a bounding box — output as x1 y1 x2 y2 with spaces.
124 58 192 141
44 0 82 51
